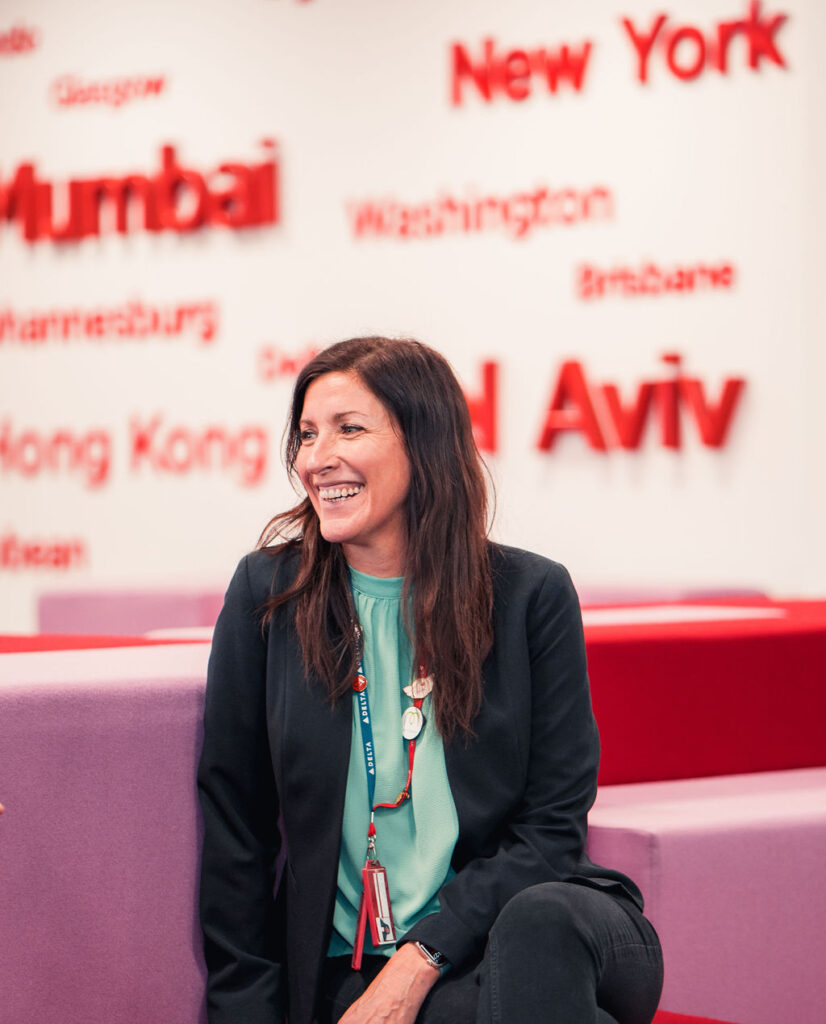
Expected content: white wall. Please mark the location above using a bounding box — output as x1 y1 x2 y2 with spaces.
1 0 823 630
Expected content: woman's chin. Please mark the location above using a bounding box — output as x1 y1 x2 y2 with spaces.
317 518 357 547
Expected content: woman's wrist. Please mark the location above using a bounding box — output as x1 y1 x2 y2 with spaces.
394 941 441 989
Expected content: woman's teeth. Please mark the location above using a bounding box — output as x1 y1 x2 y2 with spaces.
319 485 365 502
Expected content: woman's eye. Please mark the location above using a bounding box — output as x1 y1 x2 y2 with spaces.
341 424 363 435
298 429 316 443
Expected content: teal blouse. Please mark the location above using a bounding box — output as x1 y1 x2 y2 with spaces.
327 567 459 958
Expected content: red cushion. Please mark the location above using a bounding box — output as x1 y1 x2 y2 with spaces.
654 1011 740 1024
0 634 209 653
585 599 826 783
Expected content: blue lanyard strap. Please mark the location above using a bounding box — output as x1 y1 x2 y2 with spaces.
354 656 377 813
351 626 423 829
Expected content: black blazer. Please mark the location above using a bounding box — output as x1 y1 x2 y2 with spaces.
198 544 641 1024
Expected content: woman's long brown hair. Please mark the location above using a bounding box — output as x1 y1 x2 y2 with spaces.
258 337 493 740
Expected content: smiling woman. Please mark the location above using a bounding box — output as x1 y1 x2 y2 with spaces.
198 336 663 1024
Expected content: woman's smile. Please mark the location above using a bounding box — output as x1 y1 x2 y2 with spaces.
317 484 365 502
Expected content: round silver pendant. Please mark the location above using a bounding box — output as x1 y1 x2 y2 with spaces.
403 674 434 700
401 705 424 740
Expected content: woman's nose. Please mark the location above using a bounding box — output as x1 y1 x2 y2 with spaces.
304 432 340 472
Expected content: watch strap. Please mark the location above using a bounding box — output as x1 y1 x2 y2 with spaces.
414 941 449 970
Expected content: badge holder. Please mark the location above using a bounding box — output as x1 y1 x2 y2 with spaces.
351 829 396 969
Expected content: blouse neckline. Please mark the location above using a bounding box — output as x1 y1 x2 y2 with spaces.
348 565 404 600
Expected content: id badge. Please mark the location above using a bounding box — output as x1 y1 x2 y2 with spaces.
362 861 396 946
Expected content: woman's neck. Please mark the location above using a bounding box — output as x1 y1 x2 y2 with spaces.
342 542 406 578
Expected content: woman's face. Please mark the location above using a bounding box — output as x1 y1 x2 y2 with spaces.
295 371 412 576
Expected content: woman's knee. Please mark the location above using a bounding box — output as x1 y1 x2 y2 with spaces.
491 881 591 947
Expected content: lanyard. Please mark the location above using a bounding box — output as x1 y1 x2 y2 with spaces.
354 649 425 844
350 619 430 966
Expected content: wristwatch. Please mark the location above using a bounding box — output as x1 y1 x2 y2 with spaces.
414 941 449 970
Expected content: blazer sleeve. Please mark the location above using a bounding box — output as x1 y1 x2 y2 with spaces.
401 559 601 968
197 554 286 1024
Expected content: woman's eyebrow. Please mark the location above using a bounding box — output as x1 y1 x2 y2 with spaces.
331 410 369 421
300 409 370 427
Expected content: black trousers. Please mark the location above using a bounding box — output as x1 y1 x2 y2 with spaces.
318 882 663 1024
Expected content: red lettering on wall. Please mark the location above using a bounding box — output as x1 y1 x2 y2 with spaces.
0 422 111 487
451 36 593 105
257 344 320 381
577 259 736 299
679 376 746 446
0 140 279 243
537 361 608 452
536 354 746 452
658 353 682 449
129 416 270 486
600 382 655 449
0 532 88 571
0 298 218 347
621 2 788 84
463 361 499 454
51 73 166 109
348 184 612 241
0 24 38 55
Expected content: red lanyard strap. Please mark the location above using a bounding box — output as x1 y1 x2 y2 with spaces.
371 700 422 811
